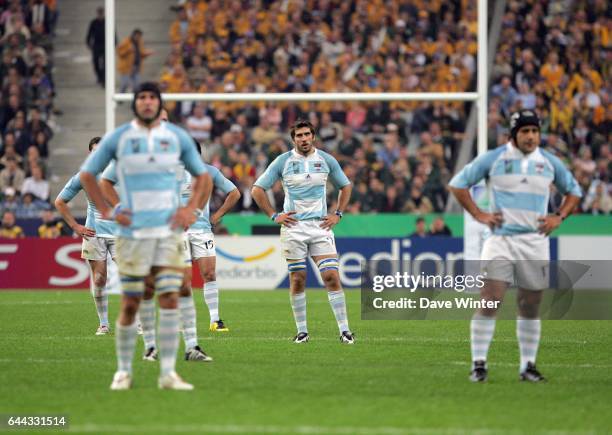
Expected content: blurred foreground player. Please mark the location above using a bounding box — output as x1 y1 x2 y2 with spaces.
252 119 354 344
55 136 117 335
79 82 211 390
449 110 581 382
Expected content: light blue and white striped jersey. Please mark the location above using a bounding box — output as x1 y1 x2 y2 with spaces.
57 172 117 238
450 142 582 236
253 149 351 220
180 163 237 233
80 120 208 239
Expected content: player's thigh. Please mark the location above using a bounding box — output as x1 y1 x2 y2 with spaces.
280 224 308 261
81 237 107 261
116 237 157 277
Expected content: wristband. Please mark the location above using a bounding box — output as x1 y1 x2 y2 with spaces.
193 208 203 217
111 204 123 219
334 210 343 218
271 212 279 222
554 211 566 221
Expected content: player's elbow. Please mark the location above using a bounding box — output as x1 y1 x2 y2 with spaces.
54 197 65 209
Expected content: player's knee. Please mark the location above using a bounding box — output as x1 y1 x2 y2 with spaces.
179 284 192 297
202 269 216 283
92 272 107 289
322 272 341 290
154 269 183 294
158 291 179 309
290 271 307 291
120 295 141 319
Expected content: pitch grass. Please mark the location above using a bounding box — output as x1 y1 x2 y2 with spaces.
0 290 610 435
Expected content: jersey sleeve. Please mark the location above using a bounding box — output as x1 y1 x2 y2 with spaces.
253 154 285 190
101 161 117 184
322 152 351 188
541 149 583 197
449 146 506 189
56 174 82 202
176 126 207 176
80 129 121 175
210 165 237 194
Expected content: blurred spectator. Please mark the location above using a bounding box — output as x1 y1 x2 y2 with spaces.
0 156 25 192
86 7 106 87
1 187 20 213
185 103 212 142
0 210 24 238
24 145 46 177
117 28 153 92
427 216 452 236
0 144 23 167
37 209 67 238
15 191 49 219
582 180 611 215
411 217 426 238
21 165 48 201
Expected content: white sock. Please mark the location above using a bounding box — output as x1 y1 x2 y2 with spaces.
158 308 180 376
203 281 219 323
179 295 198 349
470 313 496 367
328 290 349 333
115 320 137 374
290 292 307 334
139 298 156 350
93 292 108 326
517 317 541 372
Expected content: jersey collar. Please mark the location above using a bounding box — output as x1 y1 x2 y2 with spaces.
291 148 318 159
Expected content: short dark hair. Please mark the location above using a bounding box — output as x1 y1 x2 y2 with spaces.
290 119 315 139
416 217 425 224
88 136 101 151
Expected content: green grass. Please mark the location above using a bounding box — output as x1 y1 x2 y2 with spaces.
0 290 610 434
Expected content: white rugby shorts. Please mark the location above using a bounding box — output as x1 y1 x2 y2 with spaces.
116 233 185 276
81 236 116 261
183 232 216 263
481 233 550 290
280 220 336 260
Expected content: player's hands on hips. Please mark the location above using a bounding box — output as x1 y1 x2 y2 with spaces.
475 211 503 229
73 224 95 239
537 215 562 235
210 213 221 226
171 206 197 230
320 214 340 230
275 211 297 227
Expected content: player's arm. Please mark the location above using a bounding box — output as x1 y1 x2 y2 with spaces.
54 175 96 238
448 149 505 229
252 156 297 226
175 130 212 229
211 189 241 225
210 169 241 225
100 161 120 207
79 135 130 226
537 152 583 235
321 153 352 230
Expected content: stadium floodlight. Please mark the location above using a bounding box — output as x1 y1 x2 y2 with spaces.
104 0 487 156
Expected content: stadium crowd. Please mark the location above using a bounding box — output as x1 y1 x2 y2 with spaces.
0 0 610 239
161 0 609 216
0 0 58 223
